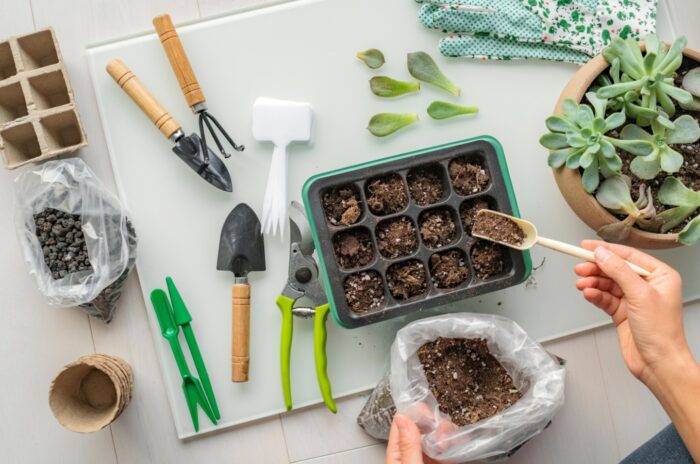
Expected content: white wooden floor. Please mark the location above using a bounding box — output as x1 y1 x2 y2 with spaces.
1 1 699 463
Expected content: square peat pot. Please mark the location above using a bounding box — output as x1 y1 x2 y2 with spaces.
302 136 532 328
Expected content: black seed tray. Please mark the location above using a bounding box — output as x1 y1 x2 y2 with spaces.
302 137 532 328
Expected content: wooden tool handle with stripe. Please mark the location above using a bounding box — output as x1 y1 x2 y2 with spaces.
153 14 206 109
105 59 181 139
232 282 250 382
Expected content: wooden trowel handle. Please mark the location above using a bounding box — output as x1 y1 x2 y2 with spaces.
232 282 251 382
106 59 181 139
153 14 206 109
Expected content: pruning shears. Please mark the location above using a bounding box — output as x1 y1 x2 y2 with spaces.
276 201 336 413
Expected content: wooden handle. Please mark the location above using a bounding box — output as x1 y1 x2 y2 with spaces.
537 237 651 277
153 14 206 109
232 283 250 382
106 59 181 139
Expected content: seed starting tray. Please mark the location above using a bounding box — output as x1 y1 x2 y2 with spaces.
303 137 532 328
0 28 86 169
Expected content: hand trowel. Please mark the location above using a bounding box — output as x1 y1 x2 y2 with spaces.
217 203 266 382
252 97 313 237
106 59 233 192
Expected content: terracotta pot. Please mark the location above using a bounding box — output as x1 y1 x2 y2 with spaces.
551 46 700 249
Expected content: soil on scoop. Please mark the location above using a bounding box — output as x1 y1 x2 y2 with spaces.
417 337 523 427
419 208 458 249
366 173 409 216
323 185 363 226
407 165 445 206
387 259 428 300
376 217 419 259
333 228 375 269
344 270 385 313
590 58 700 233
472 211 525 246
448 157 490 196
430 249 469 288
34 208 93 280
471 241 509 280
460 198 492 235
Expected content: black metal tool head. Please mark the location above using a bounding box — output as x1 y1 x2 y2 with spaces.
217 203 266 277
172 132 233 192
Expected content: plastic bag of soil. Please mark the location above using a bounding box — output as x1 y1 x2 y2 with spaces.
14 158 137 323
357 313 565 463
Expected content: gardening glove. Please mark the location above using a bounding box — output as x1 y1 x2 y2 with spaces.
415 0 658 63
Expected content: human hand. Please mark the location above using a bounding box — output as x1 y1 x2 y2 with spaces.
385 414 438 464
574 240 691 385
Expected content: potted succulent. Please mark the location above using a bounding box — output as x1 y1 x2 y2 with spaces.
541 34 700 249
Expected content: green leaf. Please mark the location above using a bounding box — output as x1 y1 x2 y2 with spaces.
579 147 596 168
369 76 420 97
667 114 700 144
593 117 606 133
604 111 626 132
679 216 700 245
566 150 584 169
682 68 700 97
654 36 686 76
578 104 594 126
659 147 684 173
597 80 643 98
620 124 653 142
548 148 574 168
655 111 676 131
407 51 460 96
540 133 569 149
427 101 478 120
658 177 700 207
357 48 385 69
566 132 587 148
680 96 700 112
603 153 623 172
609 137 655 156
600 139 616 158
546 115 577 133
630 153 661 179
586 91 608 117
582 159 601 193
656 88 676 117
659 82 693 105
644 34 661 57
561 99 579 120
367 112 419 137
596 176 636 214
658 206 698 233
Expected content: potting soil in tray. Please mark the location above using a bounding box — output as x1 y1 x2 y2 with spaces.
417 337 522 427
303 137 531 328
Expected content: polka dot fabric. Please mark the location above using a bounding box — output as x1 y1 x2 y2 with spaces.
415 0 658 63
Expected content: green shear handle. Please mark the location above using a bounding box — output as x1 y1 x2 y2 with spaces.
277 295 336 413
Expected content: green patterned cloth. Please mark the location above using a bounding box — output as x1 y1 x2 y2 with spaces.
416 0 658 63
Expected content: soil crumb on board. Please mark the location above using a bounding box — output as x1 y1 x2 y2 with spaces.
323 185 362 226
417 337 522 426
333 228 375 269
407 166 444 206
430 249 469 288
471 241 509 280
377 217 419 259
387 260 427 300
460 198 491 234
419 208 457 249
366 173 408 215
449 157 490 195
344 270 385 313
34 208 92 280
472 211 525 246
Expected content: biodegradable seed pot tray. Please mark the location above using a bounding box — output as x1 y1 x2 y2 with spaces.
0 28 86 169
303 137 532 328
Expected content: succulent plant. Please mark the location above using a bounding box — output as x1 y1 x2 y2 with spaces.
620 114 700 180
541 93 654 193
367 112 419 137
370 76 420 97
357 48 385 69
656 177 700 244
595 176 658 242
426 101 478 120
597 35 693 127
681 67 700 111
407 51 460 96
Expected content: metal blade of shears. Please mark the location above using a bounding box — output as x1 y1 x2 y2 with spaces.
289 201 314 256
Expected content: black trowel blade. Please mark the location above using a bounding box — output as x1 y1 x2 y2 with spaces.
172 133 233 192
217 203 266 277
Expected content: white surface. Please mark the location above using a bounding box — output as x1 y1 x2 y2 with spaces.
84 0 700 438
2 0 700 462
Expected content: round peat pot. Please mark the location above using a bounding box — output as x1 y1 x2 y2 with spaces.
551 46 700 249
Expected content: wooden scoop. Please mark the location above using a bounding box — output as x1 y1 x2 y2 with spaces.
473 210 651 278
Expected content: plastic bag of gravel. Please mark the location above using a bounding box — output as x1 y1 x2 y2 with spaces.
14 158 137 322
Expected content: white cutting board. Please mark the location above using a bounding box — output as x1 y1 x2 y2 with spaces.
87 0 700 439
